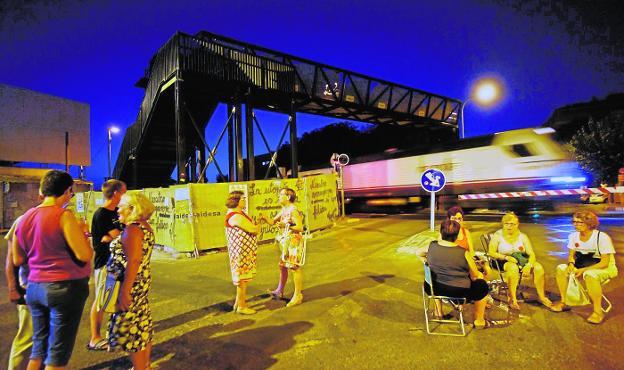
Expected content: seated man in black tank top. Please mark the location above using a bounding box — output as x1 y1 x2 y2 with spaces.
426 219 490 329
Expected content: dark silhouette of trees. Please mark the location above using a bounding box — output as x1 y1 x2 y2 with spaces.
275 121 456 171
569 110 624 185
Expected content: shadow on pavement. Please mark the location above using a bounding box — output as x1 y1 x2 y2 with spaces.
84 320 314 369
154 301 234 332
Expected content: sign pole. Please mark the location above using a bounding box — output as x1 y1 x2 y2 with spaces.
420 168 446 233
340 165 345 217
430 192 435 231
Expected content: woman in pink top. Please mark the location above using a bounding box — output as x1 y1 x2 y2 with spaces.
12 170 93 370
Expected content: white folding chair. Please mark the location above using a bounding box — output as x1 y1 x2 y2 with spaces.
479 233 509 302
579 278 613 313
421 260 467 336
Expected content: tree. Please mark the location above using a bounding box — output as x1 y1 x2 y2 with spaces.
569 110 624 185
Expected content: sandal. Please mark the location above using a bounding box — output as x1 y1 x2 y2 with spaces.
551 302 571 312
508 299 521 311
587 312 604 324
539 298 562 312
266 289 284 300
286 294 303 307
236 306 257 315
473 320 493 330
86 338 109 351
435 313 454 320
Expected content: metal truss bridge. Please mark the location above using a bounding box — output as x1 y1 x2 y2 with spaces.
113 31 461 188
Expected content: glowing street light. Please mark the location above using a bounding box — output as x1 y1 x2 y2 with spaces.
460 77 504 139
107 126 120 179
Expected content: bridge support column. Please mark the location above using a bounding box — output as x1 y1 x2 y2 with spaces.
189 147 197 182
289 101 298 178
174 74 187 183
197 146 206 183
227 103 244 182
235 103 244 181
245 103 255 180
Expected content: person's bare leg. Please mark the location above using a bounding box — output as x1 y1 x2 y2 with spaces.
236 281 247 308
130 349 149 370
473 298 487 325
532 263 551 303
27 359 43 370
554 265 569 305
505 263 520 309
585 275 604 321
89 301 105 346
270 266 288 297
287 268 303 306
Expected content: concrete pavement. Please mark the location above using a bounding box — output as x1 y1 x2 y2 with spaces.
1 216 623 369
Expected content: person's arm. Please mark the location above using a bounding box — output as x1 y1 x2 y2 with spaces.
289 209 304 233
118 224 144 311
523 234 537 265
101 228 122 244
11 233 26 266
228 214 260 235
465 228 475 255
259 212 278 226
60 210 93 263
565 249 576 273
465 251 484 281
5 246 25 304
575 254 611 277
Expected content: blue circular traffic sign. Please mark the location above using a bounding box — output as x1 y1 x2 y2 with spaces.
421 168 446 193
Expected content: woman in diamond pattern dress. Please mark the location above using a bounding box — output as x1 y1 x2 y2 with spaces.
225 191 261 315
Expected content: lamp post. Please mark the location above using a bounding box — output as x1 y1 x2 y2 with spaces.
460 77 503 139
107 126 120 179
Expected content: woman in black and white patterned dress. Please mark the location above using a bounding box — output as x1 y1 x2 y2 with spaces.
107 192 155 370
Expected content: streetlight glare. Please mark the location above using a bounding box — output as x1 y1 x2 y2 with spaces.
109 126 121 134
472 78 503 106
460 76 505 139
475 83 497 104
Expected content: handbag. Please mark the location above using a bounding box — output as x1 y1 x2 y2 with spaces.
565 274 590 306
573 231 601 268
510 251 530 268
100 273 121 313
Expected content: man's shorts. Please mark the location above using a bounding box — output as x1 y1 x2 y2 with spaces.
94 268 107 311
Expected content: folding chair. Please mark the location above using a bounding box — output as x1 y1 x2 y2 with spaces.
479 233 509 302
579 278 613 313
421 260 467 336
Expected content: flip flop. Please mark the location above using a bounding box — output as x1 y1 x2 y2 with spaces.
86 339 109 351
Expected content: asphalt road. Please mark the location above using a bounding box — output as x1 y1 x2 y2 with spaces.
1 215 623 369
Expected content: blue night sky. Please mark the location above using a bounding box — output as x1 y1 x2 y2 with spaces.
1 0 622 187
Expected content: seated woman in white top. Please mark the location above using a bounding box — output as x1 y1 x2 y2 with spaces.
553 211 618 324
488 212 559 311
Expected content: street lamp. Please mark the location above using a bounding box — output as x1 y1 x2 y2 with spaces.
107 126 120 179
460 77 503 139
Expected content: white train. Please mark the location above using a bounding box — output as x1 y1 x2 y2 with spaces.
303 127 588 212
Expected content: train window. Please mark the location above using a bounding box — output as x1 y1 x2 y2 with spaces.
509 143 534 157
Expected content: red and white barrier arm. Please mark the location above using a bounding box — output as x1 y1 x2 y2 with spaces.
458 187 624 200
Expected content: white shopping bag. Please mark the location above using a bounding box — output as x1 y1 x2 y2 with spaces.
565 274 590 306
